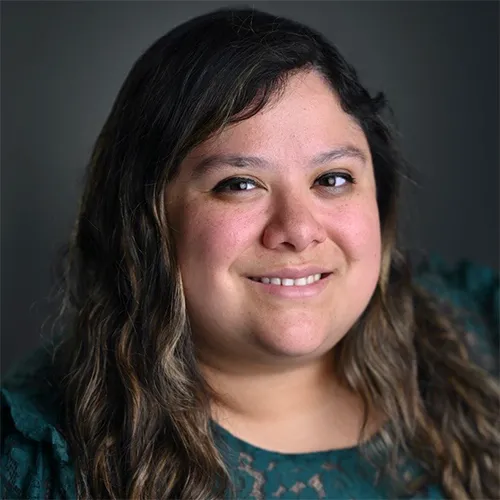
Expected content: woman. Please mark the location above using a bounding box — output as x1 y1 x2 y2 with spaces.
2 8 499 500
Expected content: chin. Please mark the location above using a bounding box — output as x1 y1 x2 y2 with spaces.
254 324 336 359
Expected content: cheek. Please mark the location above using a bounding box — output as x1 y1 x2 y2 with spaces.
175 201 260 271
326 198 381 262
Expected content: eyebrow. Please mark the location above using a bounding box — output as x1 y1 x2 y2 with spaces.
190 145 367 180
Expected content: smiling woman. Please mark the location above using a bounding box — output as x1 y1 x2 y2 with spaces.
2 7 499 500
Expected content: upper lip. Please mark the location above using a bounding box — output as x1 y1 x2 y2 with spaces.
248 266 332 279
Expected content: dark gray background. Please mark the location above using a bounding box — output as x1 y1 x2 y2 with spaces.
2 1 499 374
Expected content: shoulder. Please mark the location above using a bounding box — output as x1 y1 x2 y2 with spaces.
1 345 76 499
413 254 499 375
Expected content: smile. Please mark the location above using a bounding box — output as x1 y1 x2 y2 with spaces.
249 273 329 286
247 272 332 298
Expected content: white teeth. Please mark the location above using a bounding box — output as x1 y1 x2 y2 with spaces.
255 273 323 286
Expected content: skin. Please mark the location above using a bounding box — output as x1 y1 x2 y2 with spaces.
166 70 382 451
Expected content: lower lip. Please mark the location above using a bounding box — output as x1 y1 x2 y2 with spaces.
247 273 332 298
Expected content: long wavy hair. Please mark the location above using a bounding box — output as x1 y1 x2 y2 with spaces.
52 8 499 499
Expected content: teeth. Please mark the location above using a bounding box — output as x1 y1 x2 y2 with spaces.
254 273 323 286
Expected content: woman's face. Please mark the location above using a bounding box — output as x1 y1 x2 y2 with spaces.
167 71 381 369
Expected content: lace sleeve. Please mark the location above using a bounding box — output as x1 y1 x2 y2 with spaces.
1 399 63 499
1 357 76 500
415 255 499 376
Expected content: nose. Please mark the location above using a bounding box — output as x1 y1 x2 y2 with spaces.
261 191 327 252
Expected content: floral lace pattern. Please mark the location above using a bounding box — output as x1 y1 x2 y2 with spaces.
214 423 446 499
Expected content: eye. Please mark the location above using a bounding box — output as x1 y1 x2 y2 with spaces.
212 177 260 193
315 172 355 189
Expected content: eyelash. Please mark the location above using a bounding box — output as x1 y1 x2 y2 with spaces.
212 172 356 193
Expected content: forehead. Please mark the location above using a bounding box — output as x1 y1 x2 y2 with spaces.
185 70 370 167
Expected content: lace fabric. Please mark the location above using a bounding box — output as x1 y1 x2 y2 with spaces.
214 422 446 499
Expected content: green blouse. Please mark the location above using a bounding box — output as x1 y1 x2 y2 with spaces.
2 256 498 499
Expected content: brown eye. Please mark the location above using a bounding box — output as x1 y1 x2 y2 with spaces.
315 173 355 188
213 177 259 193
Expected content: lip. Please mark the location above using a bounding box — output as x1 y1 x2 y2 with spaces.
247 266 332 280
247 271 333 299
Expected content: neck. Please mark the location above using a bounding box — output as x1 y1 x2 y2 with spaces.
202 354 340 419
198 351 382 453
